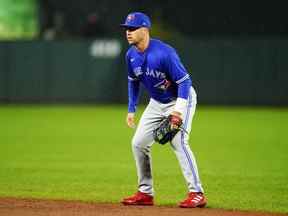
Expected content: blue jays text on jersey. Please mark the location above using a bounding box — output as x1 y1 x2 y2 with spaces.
126 38 192 113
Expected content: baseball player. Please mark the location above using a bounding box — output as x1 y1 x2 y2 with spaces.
120 12 207 208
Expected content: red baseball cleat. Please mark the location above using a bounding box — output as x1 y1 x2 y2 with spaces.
179 192 207 208
121 191 154 206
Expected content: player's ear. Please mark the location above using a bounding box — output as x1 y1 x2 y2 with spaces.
143 27 150 34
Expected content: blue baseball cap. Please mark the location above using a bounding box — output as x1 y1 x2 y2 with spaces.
120 12 151 29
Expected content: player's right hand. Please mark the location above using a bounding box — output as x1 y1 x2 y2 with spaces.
126 113 136 128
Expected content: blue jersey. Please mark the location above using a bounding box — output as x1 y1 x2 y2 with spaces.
126 38 192 113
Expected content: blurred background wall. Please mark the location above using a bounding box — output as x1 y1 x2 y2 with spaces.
0 0 287 105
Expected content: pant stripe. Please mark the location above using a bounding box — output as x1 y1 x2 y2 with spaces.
180 91 201 192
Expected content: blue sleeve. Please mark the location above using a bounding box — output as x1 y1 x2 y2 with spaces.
128 80 140 113
165 49 192 99
126 52 140 113
126 52 137 81
166 50 190 85
178 78 192 99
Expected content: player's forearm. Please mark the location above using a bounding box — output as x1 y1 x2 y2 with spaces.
174 79 192 115
128 80 140 113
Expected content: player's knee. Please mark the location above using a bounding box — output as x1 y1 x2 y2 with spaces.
131 136 142 149
131 136 149 152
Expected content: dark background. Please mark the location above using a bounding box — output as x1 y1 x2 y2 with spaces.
0 0 287 105
38 0 288 38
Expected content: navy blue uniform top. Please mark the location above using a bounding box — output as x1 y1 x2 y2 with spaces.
126 38 192 113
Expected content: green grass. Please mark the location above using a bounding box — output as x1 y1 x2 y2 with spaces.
0 105 287 213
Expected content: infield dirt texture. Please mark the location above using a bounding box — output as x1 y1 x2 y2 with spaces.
0 105 287 215
0 198 287 216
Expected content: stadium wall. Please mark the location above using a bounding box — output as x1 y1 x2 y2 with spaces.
0 36 287 105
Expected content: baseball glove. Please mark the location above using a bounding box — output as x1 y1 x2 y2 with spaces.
153 114 183 145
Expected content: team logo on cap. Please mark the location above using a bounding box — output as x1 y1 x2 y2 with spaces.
127 14 135 21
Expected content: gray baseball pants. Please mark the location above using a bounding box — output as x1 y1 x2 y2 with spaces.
131 87 204 196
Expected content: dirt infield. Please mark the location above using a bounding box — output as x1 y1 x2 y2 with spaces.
0 198 286 216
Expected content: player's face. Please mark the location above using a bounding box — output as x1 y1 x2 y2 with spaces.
125 27 146 45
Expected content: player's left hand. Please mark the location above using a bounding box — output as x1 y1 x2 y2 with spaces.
153 112 183 145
